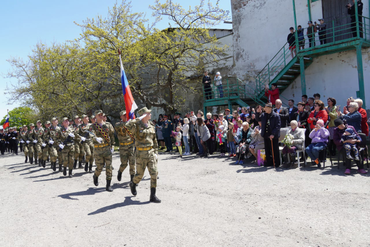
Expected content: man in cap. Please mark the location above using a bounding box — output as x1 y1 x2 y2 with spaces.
260 103 281 168
91 115 96 124
8 126 19 155
90 110 115 192
161 115 173 152
48 117 62 171
35 120 45 166
27 123 37 164
0 128 5 155
78 114 94 173
19 125 28 161
41 121 51 168
115 109 136 182
57 117 78 177
126 107 161 203
72 115 84 169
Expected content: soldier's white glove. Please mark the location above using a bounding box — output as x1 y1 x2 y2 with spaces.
96 137 103 144
81 137 86 142
41 143 46 147
68 133 75 138
49 140 54 145
33 140 38 144
12 137 16 140
26 140 30 144
59 144 65 150
20 140 24 143
111 147 114 154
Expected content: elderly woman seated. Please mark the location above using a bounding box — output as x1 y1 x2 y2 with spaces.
281 120 305 168
249 120 264 163
339 102 362 133
235 122 252 165
305 119 330 167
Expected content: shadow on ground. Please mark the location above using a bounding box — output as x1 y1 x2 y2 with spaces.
88 196 151 215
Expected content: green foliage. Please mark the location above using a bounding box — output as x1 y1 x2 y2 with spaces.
0 107 36 128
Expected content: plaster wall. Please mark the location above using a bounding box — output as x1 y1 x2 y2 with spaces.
281 47 370 108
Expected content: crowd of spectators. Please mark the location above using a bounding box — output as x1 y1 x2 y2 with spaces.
153 93 369 175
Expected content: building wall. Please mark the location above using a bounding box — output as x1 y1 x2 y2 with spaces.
281 47 370 107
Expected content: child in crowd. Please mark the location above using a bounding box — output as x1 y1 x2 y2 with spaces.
172 126 183 157
227 122 236 157
236 119 243 140
217 125 227 156
341 128 361 160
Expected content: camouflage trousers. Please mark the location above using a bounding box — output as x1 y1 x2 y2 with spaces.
133 149 158 188
62 145 75 169
119 144 135 175
82 142 94 164
28 145 35 159
23 144 29 157
49 146 58 162
35 143 42 160
42 146 49 161
74 143 84 162
94 146 112 180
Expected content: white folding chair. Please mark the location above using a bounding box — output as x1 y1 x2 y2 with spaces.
296 128 307 168
279 128 289 165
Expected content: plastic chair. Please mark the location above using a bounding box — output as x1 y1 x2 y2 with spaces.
296 128 307 168
278 128 289 165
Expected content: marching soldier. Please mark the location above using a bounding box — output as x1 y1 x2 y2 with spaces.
41 121 51 168
48 117 61 171
20 126 28 162
90 110 115 192
27 123 37 164
91 115 96 124
78 114 94 173
115 110 135 182
57 117 77 177
35 120 44 166
0 129 5 155
127 107 161 203
18 127 23 153
8 127 19 155
72 115 84 169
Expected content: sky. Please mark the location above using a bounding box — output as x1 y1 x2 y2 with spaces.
0 0 232 121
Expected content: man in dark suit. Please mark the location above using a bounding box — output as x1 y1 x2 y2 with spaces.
261 103 281 167
288 99 298 123
273 99 289 128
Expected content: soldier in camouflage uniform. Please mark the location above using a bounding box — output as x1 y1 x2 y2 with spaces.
78 114 94 173
35 120 44 167
48 117 61 172
27 123 37 164
127 107 160 203
72 115 84 169
19 125 28 162
42 121 51 168
57 117 78 177
90 110 115 192
115 110 135 182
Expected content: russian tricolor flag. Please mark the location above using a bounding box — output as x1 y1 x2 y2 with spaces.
3 113 9 129
119 54 138 120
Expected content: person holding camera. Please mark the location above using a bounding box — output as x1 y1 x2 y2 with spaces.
347 0 363 38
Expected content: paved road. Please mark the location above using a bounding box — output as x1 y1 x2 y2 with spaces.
0 151 369 246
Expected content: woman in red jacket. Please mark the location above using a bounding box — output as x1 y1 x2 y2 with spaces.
264 83 279 105
355 98 369 136
307 100 328 130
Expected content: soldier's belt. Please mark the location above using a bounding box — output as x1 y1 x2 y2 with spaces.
137 146 153 151
120 141 134 146
94 143 109 148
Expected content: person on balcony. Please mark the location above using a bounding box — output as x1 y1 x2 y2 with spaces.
316 19 327 45
287 27 296 58
297 25 305 50
307 21 316 48
264 83 279 105
214 72 223 98
347 0 363 38
307 100 328 131
202 71 212 100
274 99 289 128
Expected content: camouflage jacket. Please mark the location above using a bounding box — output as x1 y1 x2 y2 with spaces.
78 123 93 144
126 119 158 151
34 127 44 144
115 120 134 144
57 126 78 147
89 122 114 147
48 125 61 148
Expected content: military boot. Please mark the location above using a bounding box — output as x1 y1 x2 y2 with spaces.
52 162 56 171
59 163 62 172
25 157 28 163
89 164 93 173
73 160 77 169
43 160 46 168
130 175 134 182
150 188 161 203
68 168 73 178
93 174 99 186
130 182 137 196
63 167 67 176
35 158 38 165
117 171 122 181
30 157 33 164
78 161 83 169
106 180 113 192
84 162 89 172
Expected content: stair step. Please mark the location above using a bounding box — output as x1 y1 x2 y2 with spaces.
281 74 295 78
278 80 290 83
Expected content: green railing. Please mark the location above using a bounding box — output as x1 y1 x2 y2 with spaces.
202 77 245 102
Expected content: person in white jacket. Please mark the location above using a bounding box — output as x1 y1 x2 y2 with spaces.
214 72 223 98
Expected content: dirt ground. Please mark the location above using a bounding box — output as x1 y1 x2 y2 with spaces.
0 151 370 247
